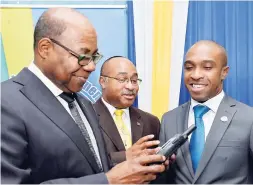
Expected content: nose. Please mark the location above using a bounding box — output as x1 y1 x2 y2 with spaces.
82 61 96 72
190 68 204 80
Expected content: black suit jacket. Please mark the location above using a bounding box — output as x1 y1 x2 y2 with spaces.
93 98 160 166
1 68 110 184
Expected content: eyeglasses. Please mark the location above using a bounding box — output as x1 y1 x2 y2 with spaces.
49 38 103 66
101 75 142 85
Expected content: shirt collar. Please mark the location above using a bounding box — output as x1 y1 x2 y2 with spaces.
101 98 129 117
190 90 225 113
28 62 63 97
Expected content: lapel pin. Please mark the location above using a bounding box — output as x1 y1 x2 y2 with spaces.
137 122 141 126
220 116 228 122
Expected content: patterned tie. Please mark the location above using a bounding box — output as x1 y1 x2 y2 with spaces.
60 92 103 172
114 109 132 149
189 104 210 173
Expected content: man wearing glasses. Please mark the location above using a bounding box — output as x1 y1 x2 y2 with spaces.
1 8 169 184
93 56 161 167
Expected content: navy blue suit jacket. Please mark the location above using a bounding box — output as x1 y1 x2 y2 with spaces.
1 68 110 184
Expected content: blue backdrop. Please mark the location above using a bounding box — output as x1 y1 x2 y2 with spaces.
2 0 138 106
179 1 253 107
126 0 138 107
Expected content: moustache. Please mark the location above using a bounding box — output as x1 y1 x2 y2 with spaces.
121 90 137 96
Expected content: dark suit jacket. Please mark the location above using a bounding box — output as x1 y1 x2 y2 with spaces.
93 98 160 166
154 95 253 184
1 68 110 184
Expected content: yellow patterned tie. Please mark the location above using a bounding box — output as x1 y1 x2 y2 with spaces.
114 109 132 149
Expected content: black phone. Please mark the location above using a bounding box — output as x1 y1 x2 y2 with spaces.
150 125 196 165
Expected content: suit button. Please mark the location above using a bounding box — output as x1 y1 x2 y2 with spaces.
69 104 74 109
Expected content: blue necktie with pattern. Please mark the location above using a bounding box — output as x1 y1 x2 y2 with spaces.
189 104 210 173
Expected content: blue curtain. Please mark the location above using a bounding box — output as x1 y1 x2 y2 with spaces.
127 0 138 107
179 1 253 107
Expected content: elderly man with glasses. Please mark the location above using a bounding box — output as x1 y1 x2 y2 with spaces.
93 56 161 167
1 8 170 184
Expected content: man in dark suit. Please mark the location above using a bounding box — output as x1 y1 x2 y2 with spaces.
93 56 161 166
1 8 169 184
154 40 253 184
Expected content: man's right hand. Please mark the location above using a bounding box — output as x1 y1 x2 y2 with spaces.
105 154 166 184
126 135 160 160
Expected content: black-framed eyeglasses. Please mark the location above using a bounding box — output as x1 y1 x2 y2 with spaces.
49 38 103 66
101 75 142 86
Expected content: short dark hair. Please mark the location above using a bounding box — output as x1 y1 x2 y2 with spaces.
33 11 67 49
100 56 125 76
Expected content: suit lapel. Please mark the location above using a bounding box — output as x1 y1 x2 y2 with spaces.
77 96 110 172
15 68 100 173
129 107 143 144
177 102 195 179
94 99 125 151
193 96 237 183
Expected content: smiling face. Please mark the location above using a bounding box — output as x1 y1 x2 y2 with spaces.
100 57 139 109
47 26 97 93
36 9 98 93
184 41 229 102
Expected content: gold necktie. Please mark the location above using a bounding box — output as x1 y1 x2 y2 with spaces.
114 109 132 149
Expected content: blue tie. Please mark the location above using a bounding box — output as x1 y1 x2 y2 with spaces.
189 105 210 173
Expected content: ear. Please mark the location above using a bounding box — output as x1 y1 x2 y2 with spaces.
221 66 229 80
37 38 53 59
99 76 107 89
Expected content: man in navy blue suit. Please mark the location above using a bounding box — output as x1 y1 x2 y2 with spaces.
1 8 168 184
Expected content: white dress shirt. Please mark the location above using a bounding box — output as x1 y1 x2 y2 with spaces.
28 62 102 165
101 98 132 137
188 91 225 141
